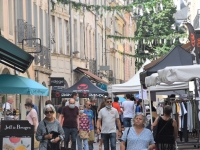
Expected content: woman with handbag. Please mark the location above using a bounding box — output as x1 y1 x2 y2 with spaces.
25 102 39 150
36 104 65 150
120 113 155 150
152 105 178 150
77 105 90 150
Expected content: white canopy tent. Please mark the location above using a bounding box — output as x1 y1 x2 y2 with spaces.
111 59 151 94
111 60 189 94
145 73 189 124
158 65 200 84
145 73 189 91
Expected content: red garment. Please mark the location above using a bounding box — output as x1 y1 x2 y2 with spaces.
62 106 79 128
112 102 121 113
79 114 90 131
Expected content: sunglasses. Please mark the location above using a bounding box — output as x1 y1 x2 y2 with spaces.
45 111 54 114
106 101 112 103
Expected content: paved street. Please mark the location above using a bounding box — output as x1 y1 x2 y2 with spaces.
93 142 120 150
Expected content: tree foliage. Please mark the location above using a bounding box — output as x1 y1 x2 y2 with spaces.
134 0 184 69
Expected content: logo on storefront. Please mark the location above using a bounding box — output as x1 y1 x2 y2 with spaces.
82 92 88 97
77 84 88 90
55 92 61 98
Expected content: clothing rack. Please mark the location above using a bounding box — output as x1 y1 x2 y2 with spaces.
164 98 200 148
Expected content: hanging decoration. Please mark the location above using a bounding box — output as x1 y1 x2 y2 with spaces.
107 34 186 42
52 0 167 14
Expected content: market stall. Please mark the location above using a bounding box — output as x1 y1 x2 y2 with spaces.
0 74 49 150
51 76 108 98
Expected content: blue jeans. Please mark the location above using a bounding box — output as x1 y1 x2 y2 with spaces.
123 118 132 127
77 135 89 150
63 127 77 149
101 133 116 150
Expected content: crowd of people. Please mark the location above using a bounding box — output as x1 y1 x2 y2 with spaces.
2 93 178 150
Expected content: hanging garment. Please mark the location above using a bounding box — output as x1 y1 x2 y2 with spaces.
187 101 193 132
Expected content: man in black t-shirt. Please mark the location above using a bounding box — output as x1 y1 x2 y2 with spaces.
59 98 79 150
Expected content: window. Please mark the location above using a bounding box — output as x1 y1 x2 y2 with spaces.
34 4 38 37
65 20 69 55
51 15 55 52
8 0 13 35
26 0 32 24
89 30 91 59
17 0 23 19
39 8 43 44
0 0 3 30
58 18 62 53
130 45 132 52
80 22 84 58
45 12 49 47
74 20 77 53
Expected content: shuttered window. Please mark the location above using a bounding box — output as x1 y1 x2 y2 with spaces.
17 0 23 19
26 0 32 24
34 4 38 37
39 8 43 45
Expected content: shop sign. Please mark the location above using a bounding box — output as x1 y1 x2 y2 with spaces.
50 77 64 86
0 120 34 150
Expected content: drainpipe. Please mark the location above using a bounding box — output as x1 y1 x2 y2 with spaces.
104 0 107 66
83 0 86 58
48 0 51 100
69 2 73 86
123 24 125 82
95 0 98 75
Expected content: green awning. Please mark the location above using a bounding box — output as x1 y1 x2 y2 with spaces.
0 36 34 73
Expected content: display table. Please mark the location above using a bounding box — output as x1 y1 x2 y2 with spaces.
0 120 34 150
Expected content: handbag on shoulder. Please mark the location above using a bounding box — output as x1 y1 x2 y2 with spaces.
43 121 61 150
79 130 89 139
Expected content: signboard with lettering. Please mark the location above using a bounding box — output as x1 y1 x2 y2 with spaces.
50 77 64 86
0 120 34 150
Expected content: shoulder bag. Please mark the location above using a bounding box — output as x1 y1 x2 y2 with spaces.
43 121 60 150
125 127 131 150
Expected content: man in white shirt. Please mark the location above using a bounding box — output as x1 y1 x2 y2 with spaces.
97 97 122 150
2 96 14 111
121 94 135 127
2 96 15 120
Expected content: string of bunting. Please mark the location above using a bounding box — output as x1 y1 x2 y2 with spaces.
52 0 167 14
107 33 187 42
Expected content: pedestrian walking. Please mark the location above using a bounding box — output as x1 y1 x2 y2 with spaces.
65 92 80 107
25 102 39 150
84 100 94 150
135 99 143 113
45 100 57 119
36 104 65 150
59 98 79 150
57 100 67 125
26 97 39 115
112 97 122 143
121 94 135 128
97 101 106 150
120 113 155 150
152 105 178 150
97 97 122 150
77 105 90 150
